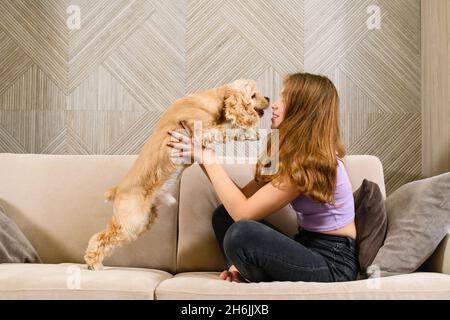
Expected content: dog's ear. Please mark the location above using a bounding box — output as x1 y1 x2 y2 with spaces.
228 80 255 104
223 80 258 129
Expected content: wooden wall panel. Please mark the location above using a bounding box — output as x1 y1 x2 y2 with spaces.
305 0 422 194
0 0 425 194
422 0 450 177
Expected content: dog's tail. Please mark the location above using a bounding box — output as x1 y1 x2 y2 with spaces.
104 187 117 203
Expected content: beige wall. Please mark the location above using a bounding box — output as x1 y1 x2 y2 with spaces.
305 0 422 194
422 0 450 177
0 0 301 154
0 0 422 194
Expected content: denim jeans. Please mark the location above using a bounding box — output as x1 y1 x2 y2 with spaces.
212 204 359 283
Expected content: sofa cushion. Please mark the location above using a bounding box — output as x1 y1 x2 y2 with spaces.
0 203 42 263
178 162 271 273
0 263 172 300
177 156 386 273
353 180 387 275
0 154 179 273
156 272 450 300
369 173 450 277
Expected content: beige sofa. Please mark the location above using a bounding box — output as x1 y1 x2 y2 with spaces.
0 153 449 299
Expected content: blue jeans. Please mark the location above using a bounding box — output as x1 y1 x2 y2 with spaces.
212 204 359 283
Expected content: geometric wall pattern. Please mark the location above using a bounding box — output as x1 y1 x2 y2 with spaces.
422 0 450 177
304 0 422 194
0 0 420 194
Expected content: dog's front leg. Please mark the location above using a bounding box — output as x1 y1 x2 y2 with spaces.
195 127 227 149
231 128 260 142
243 129 260 141
195 126 260 149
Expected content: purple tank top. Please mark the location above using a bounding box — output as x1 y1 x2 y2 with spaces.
289 158 355 232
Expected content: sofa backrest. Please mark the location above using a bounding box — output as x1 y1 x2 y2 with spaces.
0 154 179 273
0 153 387 274
177 155 386 273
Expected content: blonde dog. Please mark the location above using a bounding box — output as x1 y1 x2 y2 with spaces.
84 80 269 270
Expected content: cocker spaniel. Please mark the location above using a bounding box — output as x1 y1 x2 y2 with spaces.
84 79 269 270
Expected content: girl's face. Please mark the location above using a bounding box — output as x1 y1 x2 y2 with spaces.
271 88 286 129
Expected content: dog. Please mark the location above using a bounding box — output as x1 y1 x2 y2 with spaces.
84 79 270 270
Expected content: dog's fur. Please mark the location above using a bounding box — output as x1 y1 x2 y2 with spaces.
84 80 269 270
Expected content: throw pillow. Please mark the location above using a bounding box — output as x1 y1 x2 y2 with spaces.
353 179 388 276
367 172 450 278
0 202 42 263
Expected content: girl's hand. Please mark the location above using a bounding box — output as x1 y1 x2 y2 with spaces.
167 121 216 164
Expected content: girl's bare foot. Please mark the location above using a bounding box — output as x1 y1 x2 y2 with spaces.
219 265 248 283
219 270 232 281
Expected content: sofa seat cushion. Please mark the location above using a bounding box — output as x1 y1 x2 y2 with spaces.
156 272 450 300
0 263 172 299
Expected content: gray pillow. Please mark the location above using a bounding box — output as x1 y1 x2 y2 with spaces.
367 173 450 278
0 203 42 263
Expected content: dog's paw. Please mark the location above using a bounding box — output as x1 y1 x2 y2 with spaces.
87 263 103 271
200 131 215 148
84 252 103 271
244 130 260 141
202 141 215 149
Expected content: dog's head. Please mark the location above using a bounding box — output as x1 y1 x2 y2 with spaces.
223 80 270 130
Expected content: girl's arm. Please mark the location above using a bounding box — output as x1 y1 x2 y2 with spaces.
200 163 266 197
240 178 267 197
202 154 300 221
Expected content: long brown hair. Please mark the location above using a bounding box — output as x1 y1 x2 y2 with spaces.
255 73 346 205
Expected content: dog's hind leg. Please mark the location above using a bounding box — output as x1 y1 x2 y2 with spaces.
85 190 155 271
84 216 126 271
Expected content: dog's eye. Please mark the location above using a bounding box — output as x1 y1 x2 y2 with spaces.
251 94 256 99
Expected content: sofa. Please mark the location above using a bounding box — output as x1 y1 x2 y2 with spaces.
0 153 449 300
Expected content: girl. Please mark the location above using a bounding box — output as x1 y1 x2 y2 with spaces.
167 73 358 283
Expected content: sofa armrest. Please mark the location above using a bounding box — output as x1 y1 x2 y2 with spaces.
421 232 450 275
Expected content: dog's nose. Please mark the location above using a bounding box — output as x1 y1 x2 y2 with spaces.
264 96 270 103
